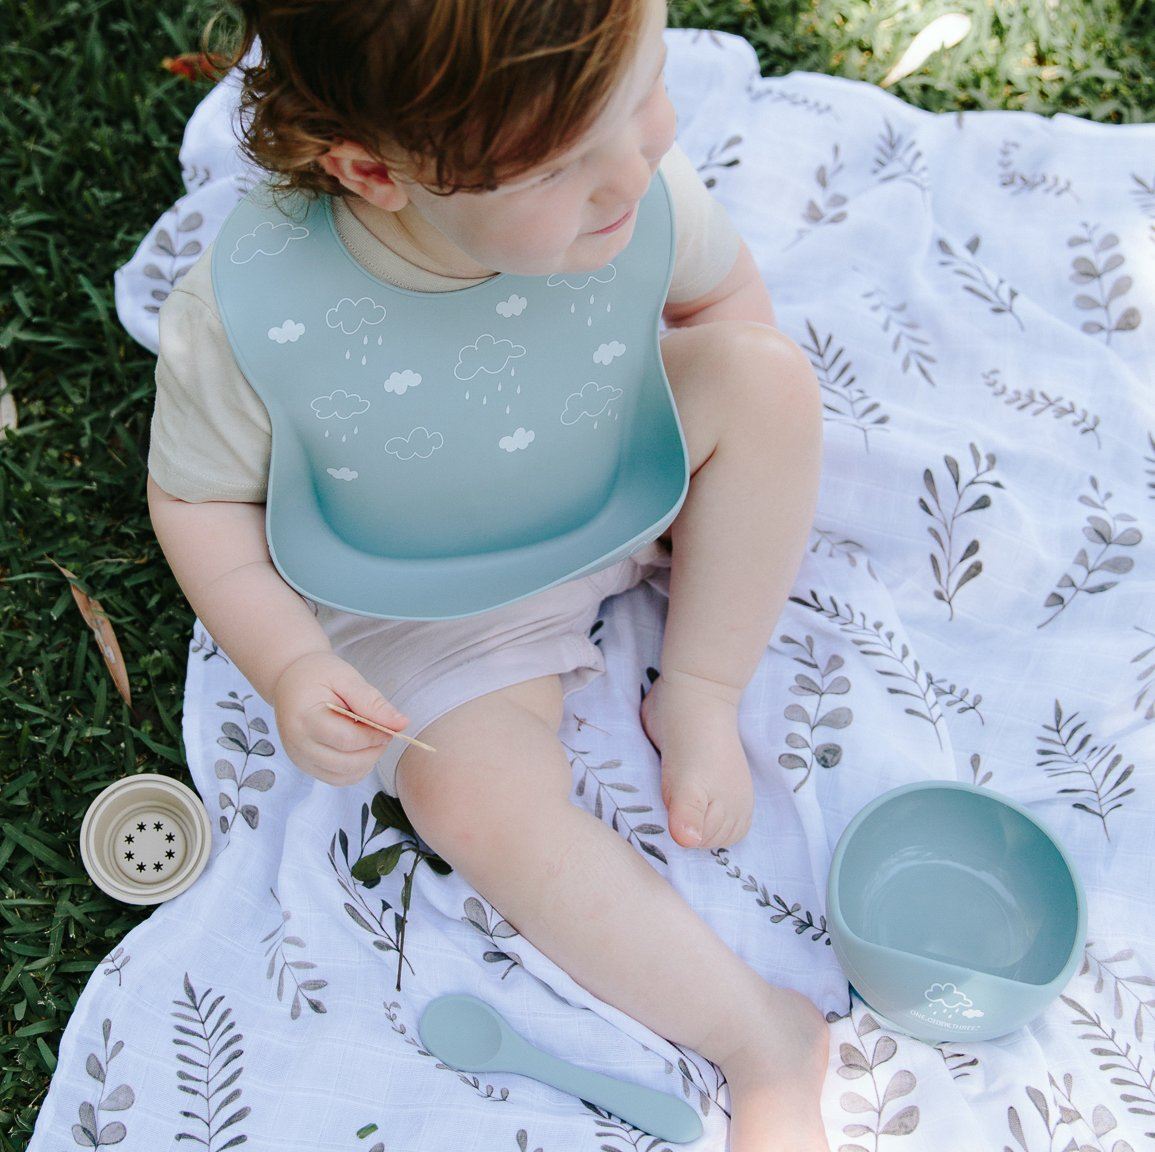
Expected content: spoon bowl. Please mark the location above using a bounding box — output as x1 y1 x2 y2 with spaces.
419 994 702 1143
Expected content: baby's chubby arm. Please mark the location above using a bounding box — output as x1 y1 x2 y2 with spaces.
147 476 409 784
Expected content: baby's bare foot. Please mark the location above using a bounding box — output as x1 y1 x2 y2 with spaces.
640 669 754 849
717 988 831 1152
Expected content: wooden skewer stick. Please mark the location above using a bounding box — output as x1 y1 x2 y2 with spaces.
325 702 437 753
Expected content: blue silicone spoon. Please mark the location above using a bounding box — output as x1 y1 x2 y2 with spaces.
419 994 703 1143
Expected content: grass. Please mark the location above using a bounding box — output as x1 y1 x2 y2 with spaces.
0 0 1151 1146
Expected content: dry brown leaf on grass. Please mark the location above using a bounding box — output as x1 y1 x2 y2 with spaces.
51 561 133 707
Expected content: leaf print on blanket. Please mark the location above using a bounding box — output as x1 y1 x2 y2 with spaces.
1132 174 1155 218
778 634 853 791
861 287 937 386
1069 223 1142 343
1041 476 1141 628
790 591 948 748
214 691 276 835
1080 944 1155 1044
837 1004 920 1150
584 1104 678 1151
1060 995 1155 1142
462 896 525 980
712 849 831 944
982 369 1102 446
748 82 837 118
260 889 328 1018
101 946 130 987
873 120 930 195
1037 701 1136 840
1132 627 1155 723
808 528 880 580
1005 1072 1137 1152
1145 432 1155 500
70 1018 135 1150
788 144 848 248
800 321 890 450
567 743 668 866
997 139 1078 200
172 974 251 1150
920 444 1003 619
384 1001 510 1102
141 207 204 316
696 134 742 190
936 235 1024 330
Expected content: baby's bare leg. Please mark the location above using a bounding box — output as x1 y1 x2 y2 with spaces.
396 675 827 1150
644 322 822 849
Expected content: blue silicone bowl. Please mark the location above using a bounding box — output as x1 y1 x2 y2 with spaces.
827 781 1086 1042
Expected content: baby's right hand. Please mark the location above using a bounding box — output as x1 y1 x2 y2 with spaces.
272 651 409 786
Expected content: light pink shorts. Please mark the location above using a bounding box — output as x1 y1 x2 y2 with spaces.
313 541 671 795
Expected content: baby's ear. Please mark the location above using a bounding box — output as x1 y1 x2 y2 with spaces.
318 142 410 210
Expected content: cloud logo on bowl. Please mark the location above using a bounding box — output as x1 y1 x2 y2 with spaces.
924 982 984 1018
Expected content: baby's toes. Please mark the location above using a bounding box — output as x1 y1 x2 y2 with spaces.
664 775 712 848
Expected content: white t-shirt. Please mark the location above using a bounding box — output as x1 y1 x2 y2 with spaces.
149 143 741 502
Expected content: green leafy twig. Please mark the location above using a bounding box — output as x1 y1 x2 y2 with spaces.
349 793 452 991
982 369 1101 446
1069 222 1142 343
214 691 276 835
919 443 1003 619
1037 701 1136 840
799 320 890 450
778 633 852 791
1041 476 1141 628
712 849 831 944
936 235 1024 329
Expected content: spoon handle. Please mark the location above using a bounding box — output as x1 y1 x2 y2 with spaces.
511 1043 702 1143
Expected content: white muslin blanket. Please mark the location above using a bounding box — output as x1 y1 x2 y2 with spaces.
33 28 1155 1152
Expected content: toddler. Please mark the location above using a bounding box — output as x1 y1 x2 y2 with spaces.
147 0 827 1147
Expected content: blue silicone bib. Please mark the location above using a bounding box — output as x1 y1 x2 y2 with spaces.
211 173 688 619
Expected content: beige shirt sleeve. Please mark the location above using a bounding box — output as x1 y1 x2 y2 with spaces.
148 247 273 503
148 145 742 503
661 142 743 306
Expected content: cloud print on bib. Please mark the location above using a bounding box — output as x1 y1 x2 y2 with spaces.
454 334 526 380
499 428 535 452
268 320 305 344
561 381 622 425
594 340 626 365
496 294 528 318
229 220 309 264
385 427 443 460
326 297 387 334
311 390 370 420
384 370 421 396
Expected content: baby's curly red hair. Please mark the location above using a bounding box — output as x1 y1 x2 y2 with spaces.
218 0 647 198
